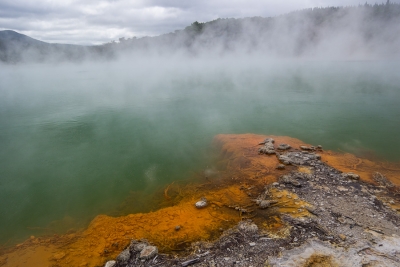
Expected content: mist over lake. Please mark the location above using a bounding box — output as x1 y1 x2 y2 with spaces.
1 58 400 244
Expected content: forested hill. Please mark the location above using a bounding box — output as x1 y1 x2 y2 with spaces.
1 2 400 63
0 30 113 63
115 3 400 58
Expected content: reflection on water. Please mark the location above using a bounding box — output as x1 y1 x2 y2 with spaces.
0 60 400 246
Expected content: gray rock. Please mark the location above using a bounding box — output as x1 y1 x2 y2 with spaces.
278 155 291 165
139 245 158 259
276 164 286 170
342 172 360 180
259 138 276 155
195 197 208 208
258 146 276 155
104 260 116 267
175 225 181 231
238 221 258 233
264 138 275 144
132 242 147 252
280 175 301 187
116 248 130 263
373 172 394 188
277 143 291 150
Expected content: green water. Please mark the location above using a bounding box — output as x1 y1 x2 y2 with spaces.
1 59 400 244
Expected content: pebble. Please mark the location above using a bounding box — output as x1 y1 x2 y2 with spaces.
195 197 208 208
104 261 116 267
339 234 347 241
276 164 286 170
175 225 181 231
249 242 256 247
337 186 349 192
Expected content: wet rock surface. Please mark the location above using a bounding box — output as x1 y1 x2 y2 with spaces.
109 138 400 267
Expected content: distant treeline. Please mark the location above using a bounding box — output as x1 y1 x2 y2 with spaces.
1 2 400 63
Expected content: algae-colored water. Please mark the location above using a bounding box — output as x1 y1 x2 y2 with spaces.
0 59 400 246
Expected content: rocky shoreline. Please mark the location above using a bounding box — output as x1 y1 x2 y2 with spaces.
1 134 399 267
105 137 400 267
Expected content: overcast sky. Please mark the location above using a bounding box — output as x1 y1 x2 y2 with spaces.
0 0 397 45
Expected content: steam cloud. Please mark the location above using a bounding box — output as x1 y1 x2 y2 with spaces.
1 3 400 63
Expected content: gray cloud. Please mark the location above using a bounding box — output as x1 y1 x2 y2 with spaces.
0 0 398 45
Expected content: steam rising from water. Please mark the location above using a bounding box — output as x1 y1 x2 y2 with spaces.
1 4 400 63
144 165 158 183
1 3 400 248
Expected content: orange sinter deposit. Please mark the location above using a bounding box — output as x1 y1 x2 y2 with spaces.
320 150 400 186
1 133 399 267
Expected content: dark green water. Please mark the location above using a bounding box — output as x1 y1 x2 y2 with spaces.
1 59 400 244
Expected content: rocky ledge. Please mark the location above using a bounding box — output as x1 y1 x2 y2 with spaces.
105 137 400 267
